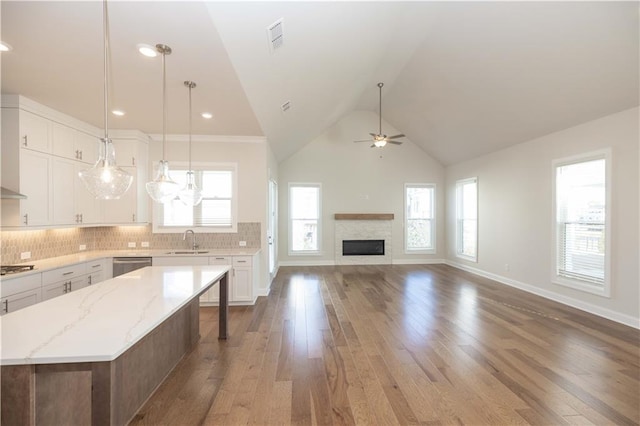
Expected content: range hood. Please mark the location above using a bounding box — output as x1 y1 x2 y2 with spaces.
1 187 27 199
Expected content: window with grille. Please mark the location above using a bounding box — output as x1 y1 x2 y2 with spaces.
153 163 237 233
289 183 321 254
553 150 610 296
405 184 436 253
456 178 478 261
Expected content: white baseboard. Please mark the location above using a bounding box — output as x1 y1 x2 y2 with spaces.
255 287 271 297
278 260 336 267
446 260 639 329
392 258 446 265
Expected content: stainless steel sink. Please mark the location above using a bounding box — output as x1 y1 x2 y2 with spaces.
164 250 209 255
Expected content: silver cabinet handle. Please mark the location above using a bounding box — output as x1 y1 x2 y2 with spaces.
22 135 28 147
91 264 101 268
236 260 247 263
23 214 28 225
63 282 68 293
79 213 83 223
62 271 74 276
2 300 8 314
75 149 80 159
132 156 136 166
88 275 92 285
132 214 136 222
79 150 83 160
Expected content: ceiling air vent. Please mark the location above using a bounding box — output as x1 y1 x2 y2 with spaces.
281 100 291 113
267 18 284 53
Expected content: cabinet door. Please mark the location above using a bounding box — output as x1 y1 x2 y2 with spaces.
20 110 51 153
232 267 252 302
42 281 68 301
103 166 136 223
69 275 89 292
75 163 103 224
75 131 99 164
51 122 76 159
204 256 232 303
19 150 52 226
88 271 104 285
1 288 41 315
52 157 77 225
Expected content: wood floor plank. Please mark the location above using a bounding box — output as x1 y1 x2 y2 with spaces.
132 265 639 426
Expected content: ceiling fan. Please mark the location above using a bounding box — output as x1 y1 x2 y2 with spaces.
354 82 405 148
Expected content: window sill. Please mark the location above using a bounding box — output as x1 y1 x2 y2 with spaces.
288 251 323 256
553 277 610 298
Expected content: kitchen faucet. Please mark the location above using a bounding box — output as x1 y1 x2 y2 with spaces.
183 229 198 251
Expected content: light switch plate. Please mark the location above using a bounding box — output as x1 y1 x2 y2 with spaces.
79 244 87 251
20 251 31 260
239 241 247 247
141 241 150 248
128 242 136 248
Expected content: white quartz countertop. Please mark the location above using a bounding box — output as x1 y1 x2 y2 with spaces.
0 265 230 365
1 248 260 280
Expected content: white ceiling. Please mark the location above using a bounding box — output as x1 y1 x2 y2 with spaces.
2 1 638 165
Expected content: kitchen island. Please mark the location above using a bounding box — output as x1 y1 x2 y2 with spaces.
1 265 230 426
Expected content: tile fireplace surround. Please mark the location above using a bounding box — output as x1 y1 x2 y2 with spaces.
0 223 261 265
334 214 393 265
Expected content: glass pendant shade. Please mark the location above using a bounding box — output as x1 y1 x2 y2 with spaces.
179 171 203 206
79 138 133 199
146 160 180 203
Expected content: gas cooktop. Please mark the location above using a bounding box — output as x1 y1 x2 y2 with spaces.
0 265 35 276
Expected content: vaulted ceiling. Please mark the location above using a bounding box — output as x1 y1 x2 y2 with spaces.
2 1 638 165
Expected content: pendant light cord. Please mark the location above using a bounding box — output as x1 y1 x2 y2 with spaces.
103 0 110 140
162 49 167 161
188 83 193 171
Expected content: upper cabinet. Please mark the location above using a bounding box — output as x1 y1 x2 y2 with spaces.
1 95 149 228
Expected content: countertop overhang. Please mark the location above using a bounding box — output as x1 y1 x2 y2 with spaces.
0 265 230 365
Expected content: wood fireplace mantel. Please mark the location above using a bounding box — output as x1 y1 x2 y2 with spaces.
334 213 394 220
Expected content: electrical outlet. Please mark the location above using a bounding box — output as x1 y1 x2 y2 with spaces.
128 242 136 248
239 241 247 247
79 244 87 251
20 251 31 260
141 241 150 248
504 263 510 271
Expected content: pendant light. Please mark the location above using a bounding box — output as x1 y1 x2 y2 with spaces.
145 44 180 203
78 0 133 200
178 81 203 206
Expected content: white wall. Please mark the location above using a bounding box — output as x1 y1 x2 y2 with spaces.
445 107 639 326
150 135 272 296
278 110 446 265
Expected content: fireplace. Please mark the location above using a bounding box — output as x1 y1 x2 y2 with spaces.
334 214 393 265
342 239 385 256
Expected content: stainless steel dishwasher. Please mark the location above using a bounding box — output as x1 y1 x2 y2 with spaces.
112 257 152 277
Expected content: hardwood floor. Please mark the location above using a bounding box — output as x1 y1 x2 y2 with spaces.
130 264 640 425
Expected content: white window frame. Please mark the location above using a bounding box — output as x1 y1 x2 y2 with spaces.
404 183 436 254
551 149 611 297
152 162 238 234
288 182 322 256
455 177 478 262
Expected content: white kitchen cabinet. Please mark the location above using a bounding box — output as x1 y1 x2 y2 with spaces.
102 165 138 224
18 109 52 153
0 273 42 315
19 150 52 226
52 157 77 225
203 256 232 303
232 256 253 302
74 163 103 224
52 122 99 164
152 256 210 266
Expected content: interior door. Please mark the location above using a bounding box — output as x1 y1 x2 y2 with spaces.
268 179 277 277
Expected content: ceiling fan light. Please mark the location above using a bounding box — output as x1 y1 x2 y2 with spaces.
374 139 387 148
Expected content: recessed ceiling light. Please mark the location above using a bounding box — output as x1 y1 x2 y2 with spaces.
0 41 13 52
112 109 125 116
201 112 213 119
137 43 157 58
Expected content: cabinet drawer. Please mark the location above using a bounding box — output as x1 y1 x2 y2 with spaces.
42 263 87 285
233 256 252 267
1 288 41 315
209 256 232 265
1 273 42 297
86 260 104 272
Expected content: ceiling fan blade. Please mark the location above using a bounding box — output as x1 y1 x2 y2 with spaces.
370 144 376 148
387 140 403 145
353 139 373 143
369 133 378 138
387 134 405 140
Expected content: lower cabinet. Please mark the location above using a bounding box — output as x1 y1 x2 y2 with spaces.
1 273 42 315
152 254 257 306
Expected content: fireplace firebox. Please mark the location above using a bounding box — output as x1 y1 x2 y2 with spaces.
342 239 385 256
